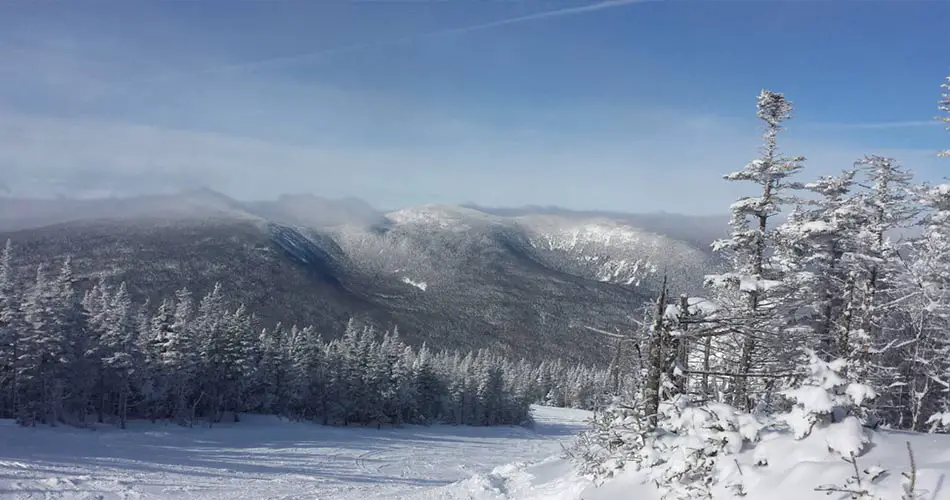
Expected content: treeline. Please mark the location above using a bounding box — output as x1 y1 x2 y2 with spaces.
573 76 950 498
0 245 617 428
618 82 950 431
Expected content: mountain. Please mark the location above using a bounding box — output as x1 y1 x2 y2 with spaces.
0 188 256 231
0 191 725 365
467 204 730 250
244 194 389 228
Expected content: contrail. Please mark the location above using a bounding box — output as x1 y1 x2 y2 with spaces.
135 0 652 84
424 0 652 37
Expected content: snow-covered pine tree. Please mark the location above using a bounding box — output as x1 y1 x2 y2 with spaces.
163 288 198 424
100 282 139 429
920 79 950 430
475 352 506 426
18 264 67 425
194 283 236 424
846 156 918 422
80 277 111 423
412 344 444 423
0 240 19 419
781 350 876 457
705 89 805 411
939 74 948 157
220 303 254 421
288 325 327 421
257 322 290 415
51 257 89 422
139 298 174 421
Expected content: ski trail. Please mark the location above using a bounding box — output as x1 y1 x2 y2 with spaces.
0 406 590 500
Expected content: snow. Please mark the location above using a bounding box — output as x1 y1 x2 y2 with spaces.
386 205 504 231
434 425 950 500
738 275 784 292
8 391 950 500
521 217 705 287
401 276 428 291
0 406 589 500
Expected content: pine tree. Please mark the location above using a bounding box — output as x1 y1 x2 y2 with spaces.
18 264 68 425
775 170 859 360
99 282 138 429
781 350 876 457
412 345 444 423
705 89 805 411
140 298 174 421
939 74 948 158
52 258 88 422
918 82 950 429
163 288 198 424
0 240 19 419
81 277 111 423
258 322 290 415
846 156 917 409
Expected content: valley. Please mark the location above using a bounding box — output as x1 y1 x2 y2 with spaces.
0 192 719 365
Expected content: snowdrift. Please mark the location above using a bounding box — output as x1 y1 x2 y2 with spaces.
434 426 950 499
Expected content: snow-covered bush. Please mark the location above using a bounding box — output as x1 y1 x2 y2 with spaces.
647 396 769 499
780 350 876 457
570 396 654 481
572 395 769 499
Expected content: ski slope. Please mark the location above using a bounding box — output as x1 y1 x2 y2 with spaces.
0 406 590 499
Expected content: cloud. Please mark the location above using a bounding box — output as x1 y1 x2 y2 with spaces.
806 120 944 130
3 103 944 215
123 0 653 85
1 2 943 214
421 0 653 36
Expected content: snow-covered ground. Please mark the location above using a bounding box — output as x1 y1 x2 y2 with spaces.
0 406 590 500
11 403 948 500
433 423 950 500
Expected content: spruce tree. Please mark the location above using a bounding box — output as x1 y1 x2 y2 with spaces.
939 74 948 157
0 240 18 419
705 89 805 411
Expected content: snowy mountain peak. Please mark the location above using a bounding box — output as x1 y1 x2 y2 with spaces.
520 216 714 291
386 204 506 231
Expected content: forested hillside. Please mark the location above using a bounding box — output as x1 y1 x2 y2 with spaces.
0 243 626 428
0 204 717 367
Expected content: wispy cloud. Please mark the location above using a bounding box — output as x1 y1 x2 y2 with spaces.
806 120 944 130
423 0 653 36
130 0 652 85
4 103 944 214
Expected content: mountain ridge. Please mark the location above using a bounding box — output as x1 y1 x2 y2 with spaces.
0 190 725 364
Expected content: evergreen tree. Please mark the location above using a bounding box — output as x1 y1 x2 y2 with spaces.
99 282 138 429
705 89 805 411
775 170 859 360
0 240 19 419
18 265 67 425
939 74 948 158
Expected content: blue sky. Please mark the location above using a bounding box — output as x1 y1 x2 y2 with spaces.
1 0 948 214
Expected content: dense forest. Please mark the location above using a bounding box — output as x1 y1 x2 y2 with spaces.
573 75 950 498
0 247 624 428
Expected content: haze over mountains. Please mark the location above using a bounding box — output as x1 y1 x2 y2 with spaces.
0 190 726 365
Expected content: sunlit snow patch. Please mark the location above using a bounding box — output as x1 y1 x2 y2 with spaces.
402 277 428 291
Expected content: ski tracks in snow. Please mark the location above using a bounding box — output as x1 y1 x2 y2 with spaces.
0 406 590 500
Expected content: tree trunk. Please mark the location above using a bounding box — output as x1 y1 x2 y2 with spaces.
667 295 690 396
643 277 669 429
